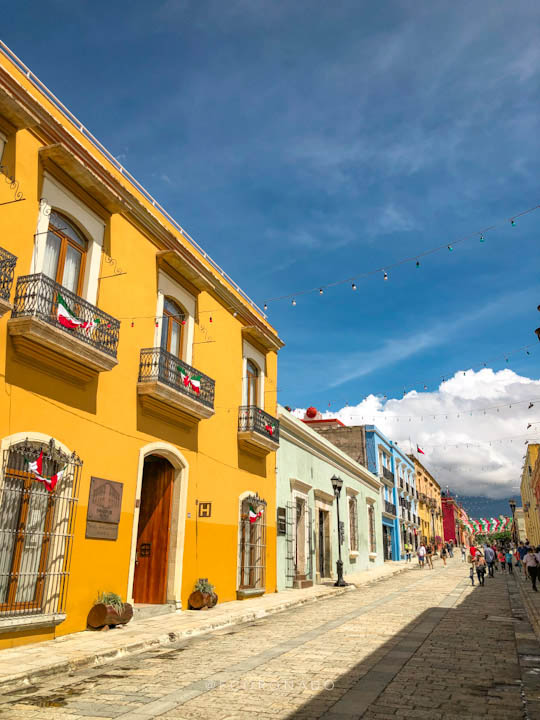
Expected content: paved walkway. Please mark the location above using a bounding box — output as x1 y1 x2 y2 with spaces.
0 556 537 719
0 561 412 693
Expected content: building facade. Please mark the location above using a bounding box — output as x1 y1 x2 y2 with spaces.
276 408 383 590
441 493 467 546
410 455 443 548
521 444 540 546
0 45 283 648
301 414 419 560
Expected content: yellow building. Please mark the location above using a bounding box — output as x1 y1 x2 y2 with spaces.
410 455 443 547
521 444 540 546
0 43 283 648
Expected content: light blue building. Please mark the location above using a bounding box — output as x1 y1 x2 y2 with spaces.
364 427 419 560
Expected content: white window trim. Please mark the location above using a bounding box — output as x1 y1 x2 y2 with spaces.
242 340 266 407
347 493 359 554
366 497 377 558
32 173 105 305
155 271 196 366
0 130 6 165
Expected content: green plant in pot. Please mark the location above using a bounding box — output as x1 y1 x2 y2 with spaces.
87 591 133 629
188 578 218 609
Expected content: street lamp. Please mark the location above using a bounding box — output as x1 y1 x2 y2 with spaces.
509 499 517 544
331 475 347 587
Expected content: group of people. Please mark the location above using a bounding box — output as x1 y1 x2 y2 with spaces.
414 540 454 569
467 540 539 589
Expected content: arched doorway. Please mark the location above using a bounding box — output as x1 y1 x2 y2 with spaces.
132 455 174 604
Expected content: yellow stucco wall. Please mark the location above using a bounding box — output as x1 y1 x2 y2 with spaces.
522 445 540 546
412 457 443 546
0 50 281 647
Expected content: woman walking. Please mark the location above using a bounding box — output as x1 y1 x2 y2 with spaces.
505 549 514 574
474 552 487 586
524 547 538 591
440 544 448 567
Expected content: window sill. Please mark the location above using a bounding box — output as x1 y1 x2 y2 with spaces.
0 612 66 634
236 588 265 600
369 553 377 561
349 550 359 558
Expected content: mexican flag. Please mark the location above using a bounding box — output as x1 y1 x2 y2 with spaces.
178 367 201 394
249 505 262 523
265 423 276 436
25 450 64 492
417 445 425 455
57 293 98 332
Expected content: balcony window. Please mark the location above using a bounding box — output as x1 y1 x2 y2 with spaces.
160 297 185 358
43 211 87 296
367 503 376 554
246 359 259 407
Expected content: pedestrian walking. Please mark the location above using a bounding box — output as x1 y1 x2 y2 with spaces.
440 545 448 567
505 549 513 574
426 544 434 569
470 544 477 559
518 542 528 579
468 552 475 585
417 543 426 568
524 547 539 591
405 542 412 562
461 546 466 562
449 541 454 558
474 552 487 586
498 549 506 572
485 546 495 577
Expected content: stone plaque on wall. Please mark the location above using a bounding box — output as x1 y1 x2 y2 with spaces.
86 477 123 540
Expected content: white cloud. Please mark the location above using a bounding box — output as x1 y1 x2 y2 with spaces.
292 369 540 499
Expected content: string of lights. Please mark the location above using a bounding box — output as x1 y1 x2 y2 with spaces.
262 202 540 308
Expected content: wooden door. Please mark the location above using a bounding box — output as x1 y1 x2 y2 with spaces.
133 457 173 604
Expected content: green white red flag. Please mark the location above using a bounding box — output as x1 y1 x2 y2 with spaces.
57 294 99 332
177 367 201 394
249 505 262 523
25 450 64 492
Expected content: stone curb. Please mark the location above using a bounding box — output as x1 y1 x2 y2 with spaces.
512 572 540 639
0 585 357 694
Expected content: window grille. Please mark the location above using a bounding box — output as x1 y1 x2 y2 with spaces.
368 504 376 554
0 439 81 618
239 495 266 591
348 497 358 552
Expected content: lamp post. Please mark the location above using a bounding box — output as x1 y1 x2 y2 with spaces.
331 475 347 587
509 499 517 544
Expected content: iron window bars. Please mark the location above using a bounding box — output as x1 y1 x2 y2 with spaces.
0 247 16 302
11 273 120 358
382 467 394 482
138 348 215 410
239 495 267 590
238 406 280 443
0 438 81 618
368 504 377 554
384 500 397 515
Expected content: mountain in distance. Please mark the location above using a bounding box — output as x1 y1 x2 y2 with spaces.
456 495 517 520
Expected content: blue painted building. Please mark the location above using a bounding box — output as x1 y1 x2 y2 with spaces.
364 427 419 561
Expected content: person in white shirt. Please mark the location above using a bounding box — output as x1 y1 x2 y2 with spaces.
524 548 539 592
417 544 426 568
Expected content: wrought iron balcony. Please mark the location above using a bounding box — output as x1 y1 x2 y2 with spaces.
382 467 394 483
238 406 280 454
399 479 404 489
0 246 16 316
384 500 396 516
9 273 119 381
137 347 215 422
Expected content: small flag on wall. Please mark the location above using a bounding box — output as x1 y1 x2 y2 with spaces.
417 446 425 455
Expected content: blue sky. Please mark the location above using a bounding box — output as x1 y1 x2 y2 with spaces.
5 2 540 483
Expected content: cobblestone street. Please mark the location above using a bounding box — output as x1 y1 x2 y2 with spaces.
0 558 537 720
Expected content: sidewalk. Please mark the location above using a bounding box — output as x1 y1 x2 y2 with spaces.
0 561 414 693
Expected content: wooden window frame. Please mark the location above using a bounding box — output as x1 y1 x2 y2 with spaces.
161 297 185 359
246 359 259 407
0 467 54 613
47 213 88 297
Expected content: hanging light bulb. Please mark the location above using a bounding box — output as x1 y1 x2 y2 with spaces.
480 234 485 243
351 282 357 290
416 260 420 268
511 219 516 226
424 385 427 390
383 271 388 281
319 288 324 295
292 299 296 306
264 303 268 311
447 245 453 251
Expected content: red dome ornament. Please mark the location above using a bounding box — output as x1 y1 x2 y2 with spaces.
305 407 318 419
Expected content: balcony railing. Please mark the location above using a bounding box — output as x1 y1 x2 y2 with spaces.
0 247 16 302
138 348 215 410
238 406 280 444
399 480 404 489
11 273 119 358
384 500 396 516
382 467 394 483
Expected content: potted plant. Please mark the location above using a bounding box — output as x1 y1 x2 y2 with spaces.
188 578 218 610
87 591 133 630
